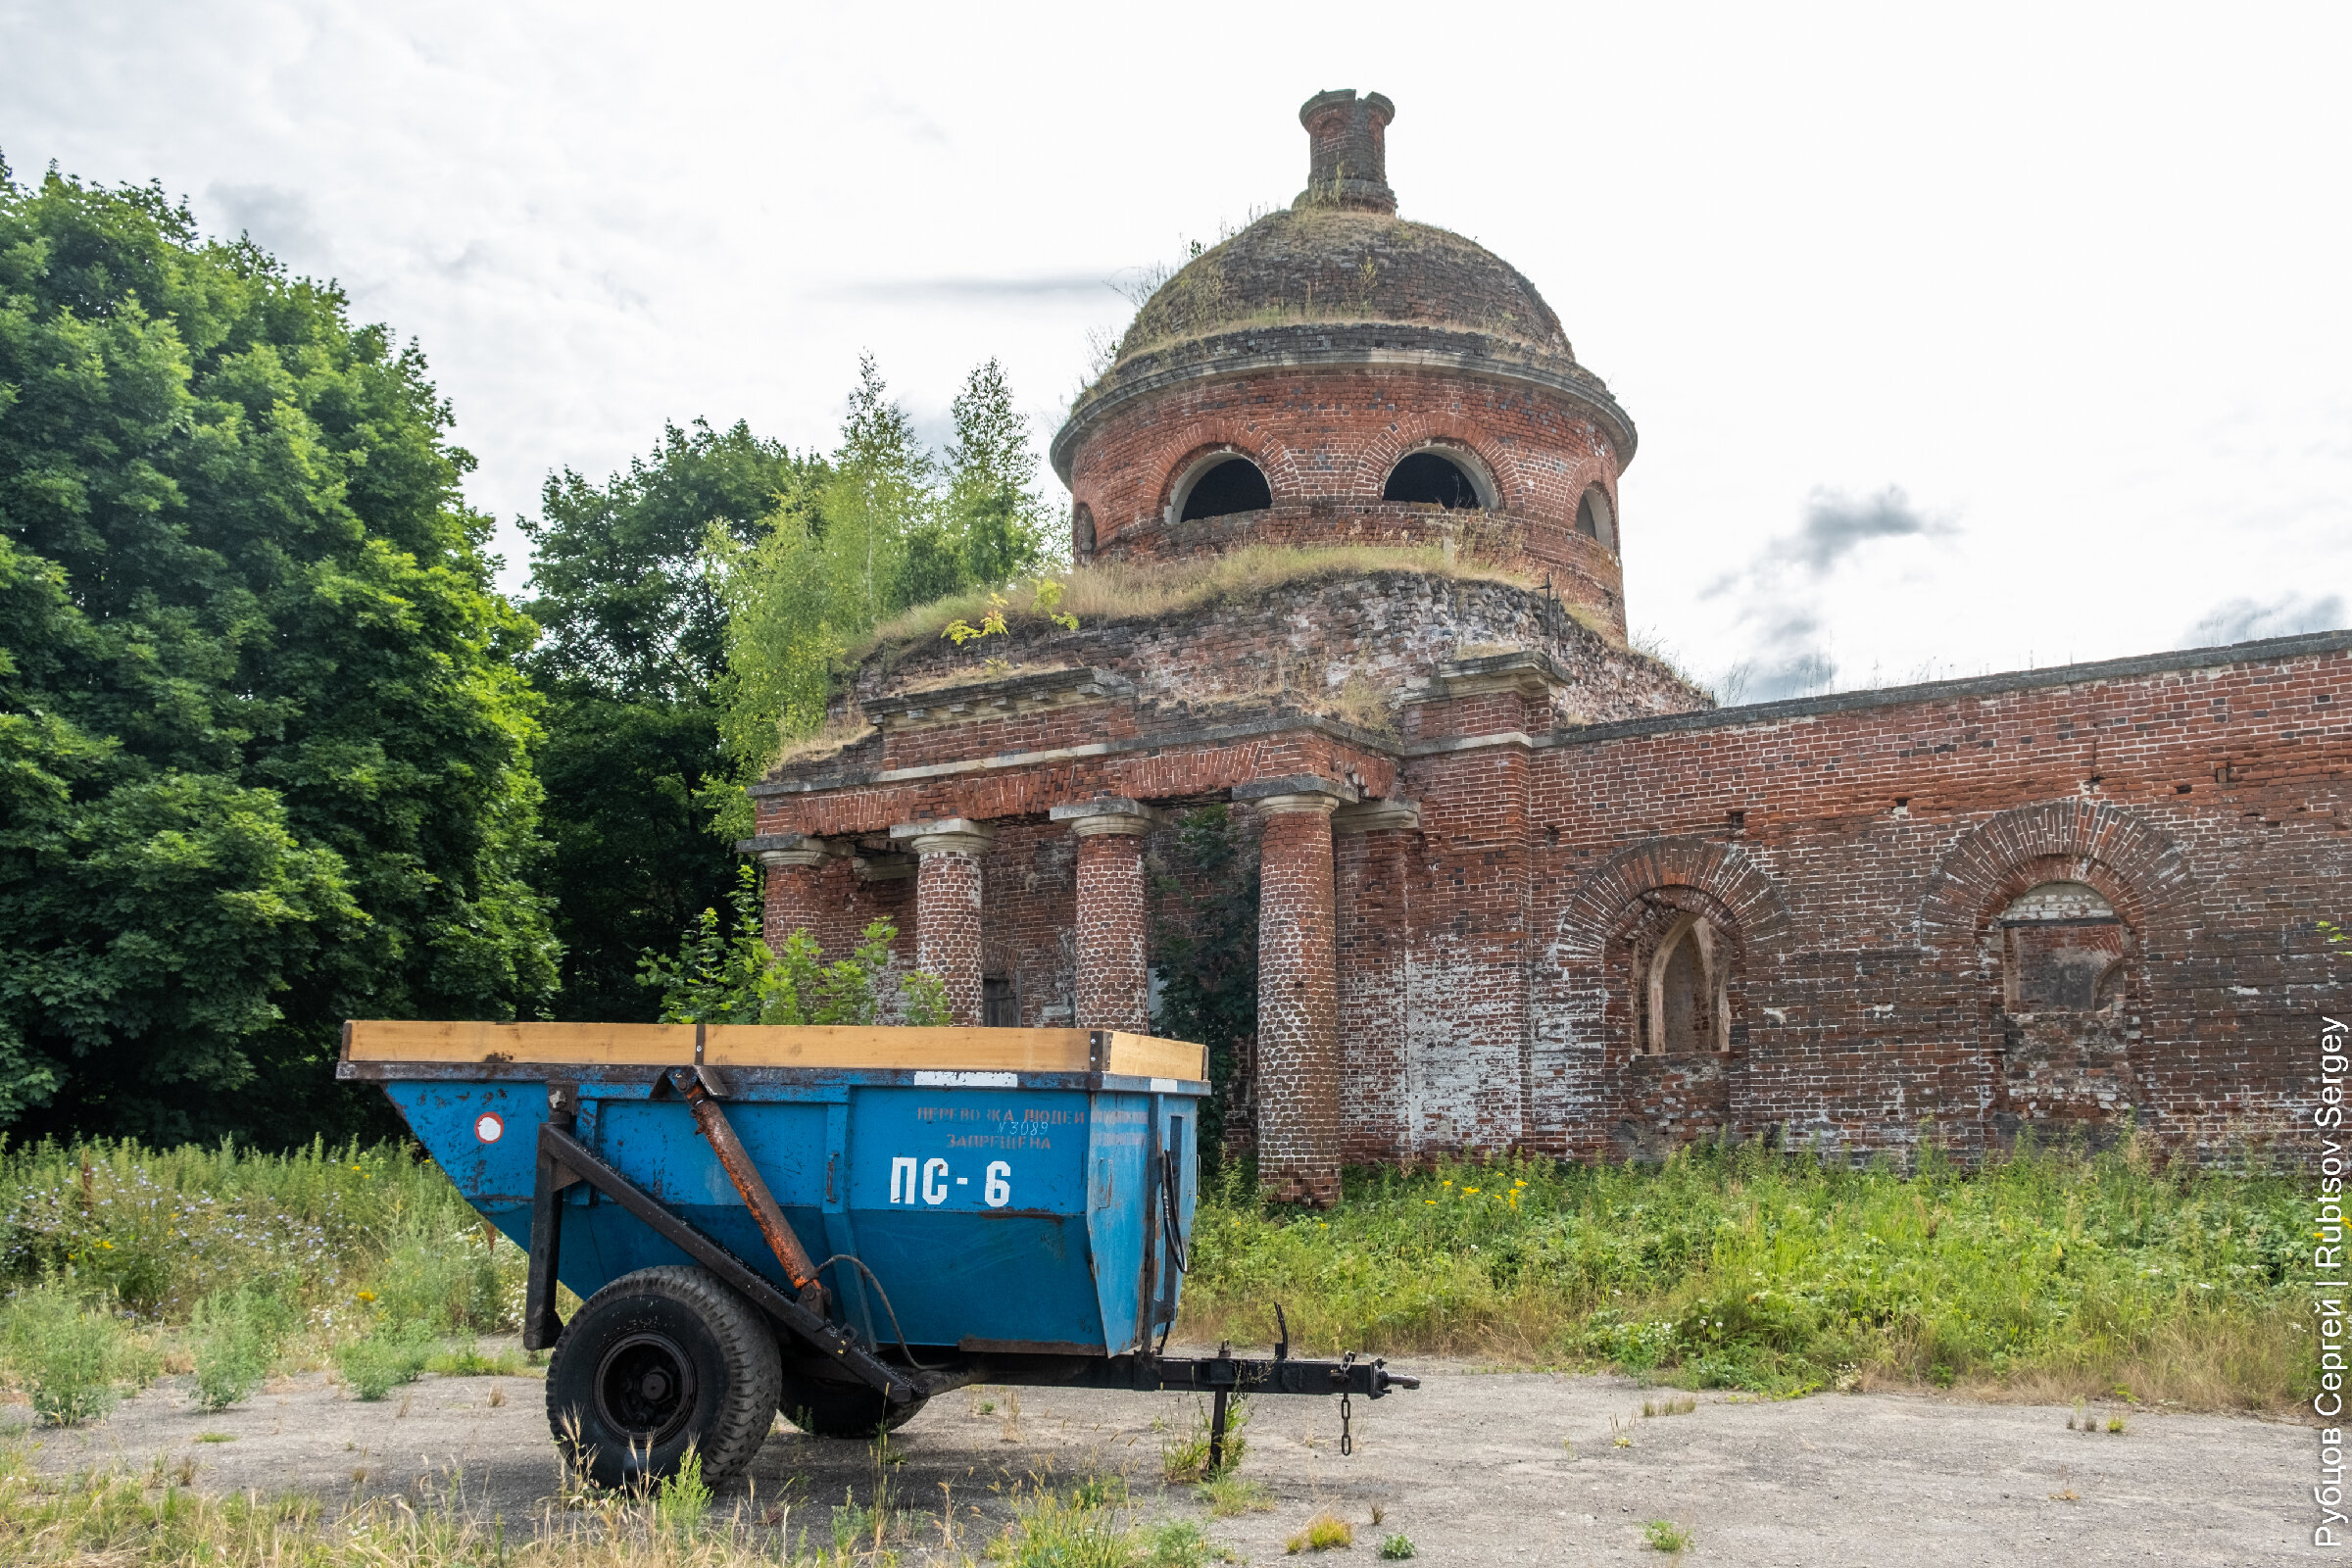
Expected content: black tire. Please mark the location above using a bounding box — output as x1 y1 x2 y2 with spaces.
547 1265 782 1488
776 1364 927 1439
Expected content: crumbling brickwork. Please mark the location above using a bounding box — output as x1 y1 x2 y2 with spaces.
1072 823 1151 1031
731 86 2348 1201
1254 795 1343 1203
911 842 987 1027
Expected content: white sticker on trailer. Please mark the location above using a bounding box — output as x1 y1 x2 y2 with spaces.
912 1070 1018 1087
1151 1078 1179 1093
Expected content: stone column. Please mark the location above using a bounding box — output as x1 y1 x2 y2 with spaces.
1051 798 1157 1033
743 834 833 956
1236 776 1350 1206
890 818 996 1027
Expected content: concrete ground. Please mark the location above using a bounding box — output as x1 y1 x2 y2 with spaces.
4 1348 2316 1565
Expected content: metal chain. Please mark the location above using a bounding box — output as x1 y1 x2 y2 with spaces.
1339 1391 1352 1456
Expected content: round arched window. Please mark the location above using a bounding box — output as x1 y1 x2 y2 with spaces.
1383 450 1486 510
1576 485 1616 548
1176 457 1272 522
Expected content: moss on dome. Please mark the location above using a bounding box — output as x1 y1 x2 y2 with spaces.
1116 206 1574 366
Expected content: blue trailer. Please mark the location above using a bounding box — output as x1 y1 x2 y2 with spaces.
341 1020 1413 1485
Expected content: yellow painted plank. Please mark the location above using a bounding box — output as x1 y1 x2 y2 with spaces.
1102 1033 1209 1082
702 1026 1092 1071
344 1020 1206 1079
345 1020 697 1064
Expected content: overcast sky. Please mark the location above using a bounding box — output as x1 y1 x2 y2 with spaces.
6 2 2347 698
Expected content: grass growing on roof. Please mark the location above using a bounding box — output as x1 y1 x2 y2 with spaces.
1176 1135 2308 1410
851 544 1549 670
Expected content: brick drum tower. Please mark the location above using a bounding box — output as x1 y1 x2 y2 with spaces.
747 89 2351 1201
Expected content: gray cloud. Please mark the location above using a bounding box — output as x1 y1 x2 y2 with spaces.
1790 485 1948 573
2178 591 2347 648
205 181 326 266
1719 609 1837 704
1703 486 1954 702
831 274 1119 302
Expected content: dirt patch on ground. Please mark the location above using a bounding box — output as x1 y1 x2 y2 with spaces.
5 1346 2307 1565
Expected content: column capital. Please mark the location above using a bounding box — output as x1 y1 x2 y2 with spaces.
738 832 841 870
889 817 997 858
1050 797 1159 837
1332 798 1422 835
1235 774 1353 816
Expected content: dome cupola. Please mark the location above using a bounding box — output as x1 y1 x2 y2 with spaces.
1053 90 1641 638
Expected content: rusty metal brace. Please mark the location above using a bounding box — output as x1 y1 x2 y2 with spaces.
666 1062 829 1321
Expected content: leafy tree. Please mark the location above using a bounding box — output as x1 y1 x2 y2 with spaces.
709 355 1062 830
1152 807 1260 1164
637 866 948 1026
0 165 558 1143
517 420 813 1021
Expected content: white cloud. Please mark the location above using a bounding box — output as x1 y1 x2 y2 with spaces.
3 0 2346 686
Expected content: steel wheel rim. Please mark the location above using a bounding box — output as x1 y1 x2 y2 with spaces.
595 1331 698 1446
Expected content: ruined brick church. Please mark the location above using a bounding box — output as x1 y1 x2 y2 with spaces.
744 89 2350 1201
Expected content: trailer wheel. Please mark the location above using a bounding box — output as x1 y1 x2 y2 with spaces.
548 1265 781 1487
776 1366 927 1439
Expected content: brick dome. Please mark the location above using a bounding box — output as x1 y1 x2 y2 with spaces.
1051 89 1639 636
1114 206 1577 365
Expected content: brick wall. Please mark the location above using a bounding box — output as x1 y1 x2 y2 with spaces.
1061 363 1628 631
758 598 2346 1174
824 570 1700 781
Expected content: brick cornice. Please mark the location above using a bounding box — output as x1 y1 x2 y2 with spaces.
1053 322 1638 482
752 710 1396 798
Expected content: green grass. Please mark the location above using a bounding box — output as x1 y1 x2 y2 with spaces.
1642 1519 1692 1552
0 1136 529 1418
1179 1137 2310 1410
0 1130 2309 1427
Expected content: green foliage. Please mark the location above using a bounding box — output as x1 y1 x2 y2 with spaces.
0 166 557 1143
710 356 1063 830
333 1317 434 1400
189 1285 294 1409
0 1282 147 1424
635 864 949 1026
0 1136 522 1328
1144 1518 1228 1568
1285 1512 1353 1554
1151 808 1258 1161
1182 1141 2309 1405
1161 1393 1250 1482
1642 1520 1691 1553
651 1448 712 1538
987 1483 1145 1568
519 419 812 1023
1379 1535 1417 1560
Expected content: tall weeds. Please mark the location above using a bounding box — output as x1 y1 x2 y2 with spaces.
1178 1139 2309 1409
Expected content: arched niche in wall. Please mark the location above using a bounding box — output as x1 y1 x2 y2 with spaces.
1643 910 1732 1055
1997 881 2128 1014
1575 484 1616 550
1169 450 1273 524
1382 445 1494 511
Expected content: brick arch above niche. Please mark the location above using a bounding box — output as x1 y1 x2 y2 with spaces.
1350 413 1524 511
1554 836 1794 963
1916 799 2195 956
